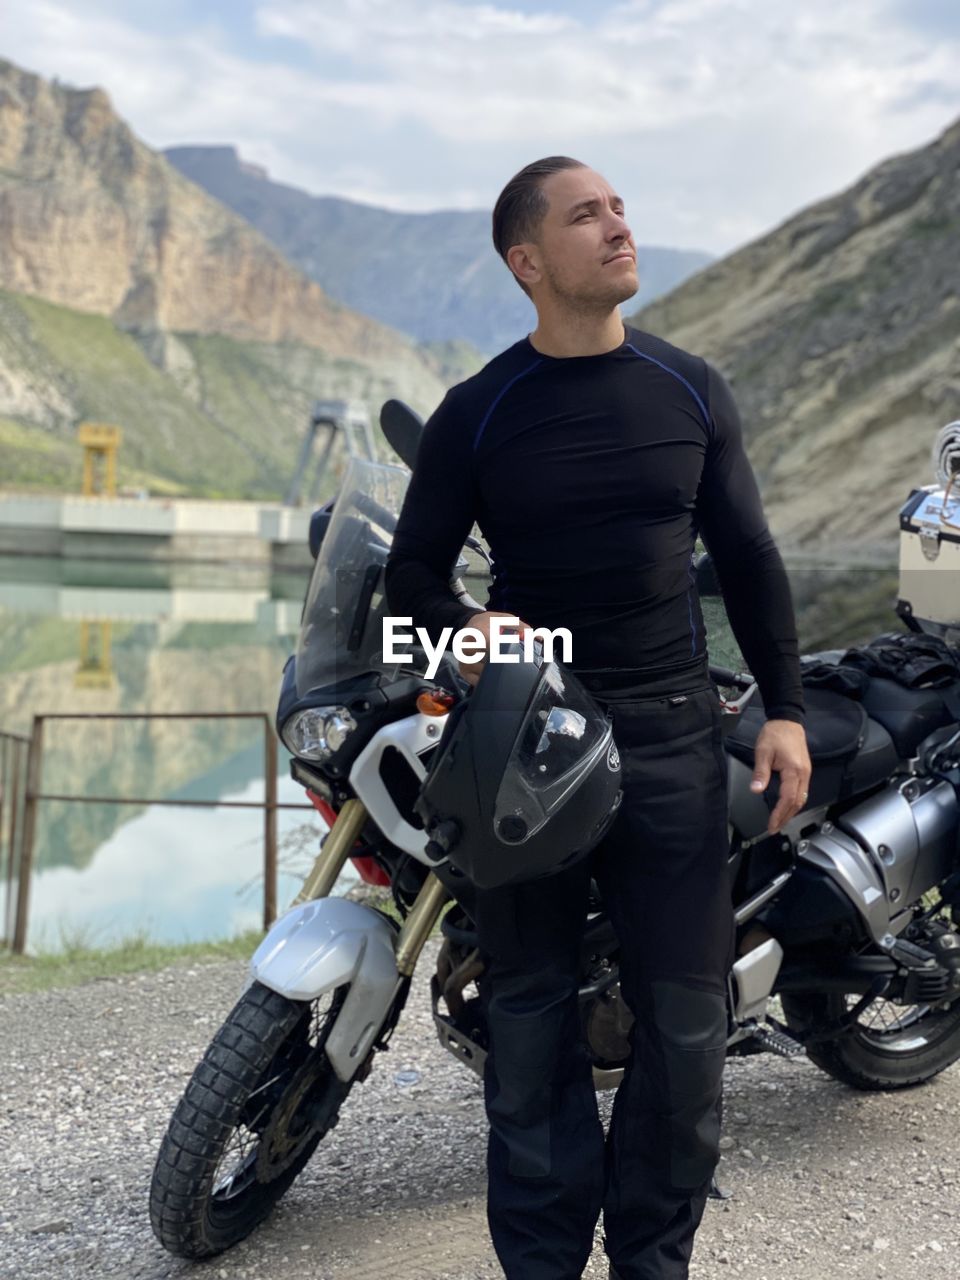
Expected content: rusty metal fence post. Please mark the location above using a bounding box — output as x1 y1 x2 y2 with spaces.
1 737 9 943
3 711 306 955
263 722 278 930
1 732 28 947
7 738 23 944
13 717 44 956
0 738 5 943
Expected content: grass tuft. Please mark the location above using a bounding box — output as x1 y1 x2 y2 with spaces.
0 928 265 996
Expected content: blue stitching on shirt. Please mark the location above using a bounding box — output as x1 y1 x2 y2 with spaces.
625 343 713 437
685 557 700 657
472 358 543 450
625 346 711 658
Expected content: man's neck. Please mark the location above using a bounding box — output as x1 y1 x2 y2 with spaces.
528 310 627 359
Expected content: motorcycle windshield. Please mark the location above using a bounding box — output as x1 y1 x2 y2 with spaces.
295 458 410 697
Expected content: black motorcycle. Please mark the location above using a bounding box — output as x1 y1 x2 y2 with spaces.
149 402 960 1259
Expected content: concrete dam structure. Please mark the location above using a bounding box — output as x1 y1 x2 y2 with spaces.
0 494 314 569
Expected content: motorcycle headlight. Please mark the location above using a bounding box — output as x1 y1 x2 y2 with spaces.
281 706 358 761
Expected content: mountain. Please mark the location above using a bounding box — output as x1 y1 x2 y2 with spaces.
0 60 460 496
0 61 429 360
164 145 714 354
630 116 960 553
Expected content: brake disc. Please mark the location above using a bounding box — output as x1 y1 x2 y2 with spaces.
255 1056 330 1179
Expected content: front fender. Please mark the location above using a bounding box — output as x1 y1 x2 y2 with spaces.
250 898 402 1082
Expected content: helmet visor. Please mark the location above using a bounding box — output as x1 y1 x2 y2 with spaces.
493 663 613 844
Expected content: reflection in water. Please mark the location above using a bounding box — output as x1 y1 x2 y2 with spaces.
25 774 349 953
35 723 276 873
1 555 319 948
76 621 114 689
2 553 903 949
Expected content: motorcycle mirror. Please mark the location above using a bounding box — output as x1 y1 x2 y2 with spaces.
380 399 424 469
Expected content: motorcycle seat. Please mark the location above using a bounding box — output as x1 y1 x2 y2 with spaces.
723 686 899 809
860 677 956 758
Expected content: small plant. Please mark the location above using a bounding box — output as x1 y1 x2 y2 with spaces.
0 929 266 996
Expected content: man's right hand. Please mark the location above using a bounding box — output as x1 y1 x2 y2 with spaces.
459 611 531 687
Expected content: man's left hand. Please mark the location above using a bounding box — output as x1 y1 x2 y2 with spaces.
750 720 812 834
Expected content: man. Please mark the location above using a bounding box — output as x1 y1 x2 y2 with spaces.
385 156 811 1280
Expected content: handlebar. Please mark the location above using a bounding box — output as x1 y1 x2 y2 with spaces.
709 664 754 691
450 577 484 613
463 534 492 567
709 664 758 715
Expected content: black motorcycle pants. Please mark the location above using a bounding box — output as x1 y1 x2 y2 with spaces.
474 681 734 1280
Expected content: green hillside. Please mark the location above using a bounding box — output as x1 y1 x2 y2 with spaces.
629 116 960 552
0 287 447 498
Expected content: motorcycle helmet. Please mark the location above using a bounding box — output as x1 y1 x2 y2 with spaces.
415 642 622 889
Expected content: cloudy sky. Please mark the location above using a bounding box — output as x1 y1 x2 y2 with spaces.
4 0 960 253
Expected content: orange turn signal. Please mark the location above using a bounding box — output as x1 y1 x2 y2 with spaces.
417 689 456 716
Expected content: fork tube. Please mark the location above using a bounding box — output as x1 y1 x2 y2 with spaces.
291 798 368 906
395 873 449 977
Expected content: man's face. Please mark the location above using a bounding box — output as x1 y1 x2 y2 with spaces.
514 167 639 311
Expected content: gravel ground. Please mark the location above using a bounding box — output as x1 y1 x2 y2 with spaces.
2 941 959 1280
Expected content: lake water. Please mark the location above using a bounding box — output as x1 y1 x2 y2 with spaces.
0 550 902 952
0 554 338 952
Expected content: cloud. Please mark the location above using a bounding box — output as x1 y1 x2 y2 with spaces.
251 0 959 143
27 774 327 949
2 0 959 252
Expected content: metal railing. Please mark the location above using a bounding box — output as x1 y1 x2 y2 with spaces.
0 729 29 948
4 712 316 956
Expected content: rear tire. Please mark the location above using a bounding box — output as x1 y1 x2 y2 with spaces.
149 981 350 1259
781 990 960 1090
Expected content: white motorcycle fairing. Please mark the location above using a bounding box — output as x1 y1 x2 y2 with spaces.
347 709 448 863
249 898 403 1083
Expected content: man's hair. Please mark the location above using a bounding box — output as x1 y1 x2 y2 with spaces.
492 155 586 296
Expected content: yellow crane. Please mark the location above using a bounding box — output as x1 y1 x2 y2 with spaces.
78 422 122 497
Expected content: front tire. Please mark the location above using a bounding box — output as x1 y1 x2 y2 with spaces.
781 989 960 1090
149 981 350 1259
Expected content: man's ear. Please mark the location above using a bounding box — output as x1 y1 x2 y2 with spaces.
506 242 540 290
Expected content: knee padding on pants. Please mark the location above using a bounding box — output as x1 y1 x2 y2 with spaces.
483 965 585 1179
649 980 728 1189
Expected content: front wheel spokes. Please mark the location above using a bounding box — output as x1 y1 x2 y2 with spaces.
212 1123 261 1198
212 1047 313 1196
237 1069 294 1132
308 997 340 1048
212 1081 295 1199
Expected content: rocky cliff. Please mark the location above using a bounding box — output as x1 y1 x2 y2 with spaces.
0 61 437 366
630 116 960 552
0 60 461 497
165 145 713 355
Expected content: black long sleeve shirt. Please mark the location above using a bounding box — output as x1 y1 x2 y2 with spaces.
385 325 804 723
